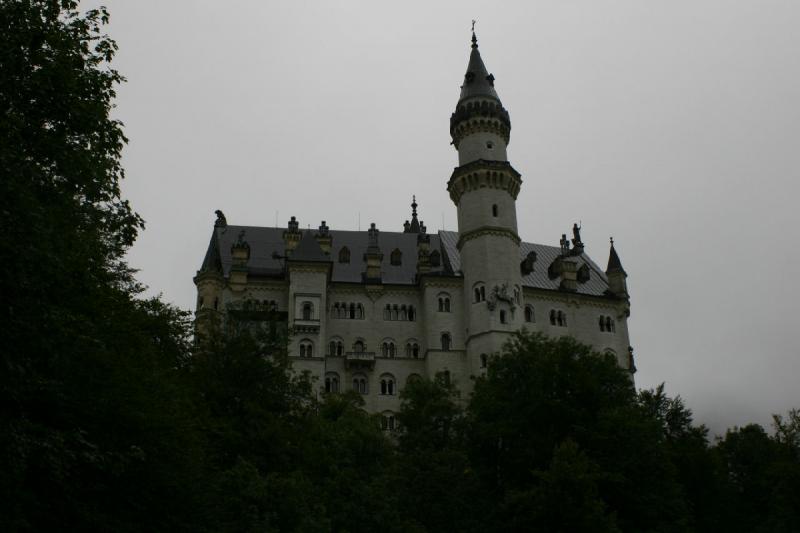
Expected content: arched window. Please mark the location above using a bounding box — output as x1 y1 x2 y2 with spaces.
357 303 364 319
329 338 343 356
349 303 356 319
441 333 451 351
474 283 486 303
324 373 340 393
400 305 407 321
408 305 415 321
381 412 396 431
492 204 498 217
500 310 507 324
599 316 606 332
353 340 365 353
380 374 396 395
550 309 557 326
352 374 368 394
391 305 398 321
480 353 488 368
302 301 313 320
606 316 614 332
390 248 402 266
299 339 313 358
438 298 444 312
338 246 350 263
438 293 451 312
381 340 396 358
430 250 441 267
442 370 451 386
213 297 219 311
384 304 390 320
525 305 534 323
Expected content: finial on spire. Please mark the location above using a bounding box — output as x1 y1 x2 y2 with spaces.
610 236 614 246
412 195 418 217
471 20 478 48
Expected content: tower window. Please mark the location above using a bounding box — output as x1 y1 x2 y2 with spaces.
301 301 313 320
492 204 498 217
380 375 396 396
352 375 368 395
480 353 488 368
500 310 507 324
525 305 534 323
486 141 494 149
324 373 340 393
441 333 452 351
550 309 567 327
299 339 313 358
473 283 486 303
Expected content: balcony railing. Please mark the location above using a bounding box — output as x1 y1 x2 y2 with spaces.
292 318 320 333
345 351 376 370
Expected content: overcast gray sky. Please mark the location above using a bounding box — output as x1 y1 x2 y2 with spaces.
98 0 800 435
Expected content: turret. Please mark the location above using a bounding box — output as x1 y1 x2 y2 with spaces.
363 223 383 283
315 220 332 253
606 238 628 299
229 229 250 292
448 30 524 370
283 216 301 254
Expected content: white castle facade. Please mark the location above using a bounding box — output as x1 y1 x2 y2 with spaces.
194 33 634 427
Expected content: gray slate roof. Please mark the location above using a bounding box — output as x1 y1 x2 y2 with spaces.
459 34 500 103
202 225 611 297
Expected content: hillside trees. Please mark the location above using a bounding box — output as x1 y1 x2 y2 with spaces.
0 2 204 529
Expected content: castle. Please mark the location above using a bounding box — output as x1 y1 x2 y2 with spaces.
194 32 634 427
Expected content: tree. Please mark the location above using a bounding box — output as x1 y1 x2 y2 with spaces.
394 373 481 532
0 2 204 530
468 332 689 532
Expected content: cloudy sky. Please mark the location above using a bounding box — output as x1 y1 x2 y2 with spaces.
97 0 800 434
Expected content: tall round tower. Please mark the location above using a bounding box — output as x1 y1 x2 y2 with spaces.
448 32 524 370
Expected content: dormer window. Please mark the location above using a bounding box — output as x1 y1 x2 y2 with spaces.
338 246 350 264
390 248 402 266
430 250 441 267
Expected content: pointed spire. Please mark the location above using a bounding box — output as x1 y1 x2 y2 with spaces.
460 29 500 103
404 195 423 233
606 237 626 275
290 230 330 263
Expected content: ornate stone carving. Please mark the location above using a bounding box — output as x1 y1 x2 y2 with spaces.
487 282 516 311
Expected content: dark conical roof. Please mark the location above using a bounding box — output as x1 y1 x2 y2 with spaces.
200 229 223 272
459 32 500 103
606 239 626 275
290 231 330 263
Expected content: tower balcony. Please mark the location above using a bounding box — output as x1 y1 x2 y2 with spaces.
292 318 320 334
345 351 376 370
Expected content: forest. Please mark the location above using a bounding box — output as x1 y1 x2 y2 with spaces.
2 2 799 531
